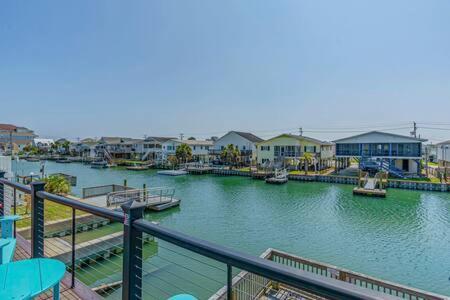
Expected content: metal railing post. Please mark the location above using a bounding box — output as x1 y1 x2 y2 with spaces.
0 171 6 216
227 264 233 300
30 181 46 258
71 207 76 288
121 200 145 300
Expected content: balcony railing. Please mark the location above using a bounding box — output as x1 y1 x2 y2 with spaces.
0 172 444 300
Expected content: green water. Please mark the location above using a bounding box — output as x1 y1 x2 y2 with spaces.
13 160 450 297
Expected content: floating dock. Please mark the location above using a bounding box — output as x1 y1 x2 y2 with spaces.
157 169 188 176
353 171 387 197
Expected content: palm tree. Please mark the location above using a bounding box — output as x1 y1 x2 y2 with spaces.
44 175 71 195
175 144 193 164
221 144 240 169
167 156 179 169
300 153 313 175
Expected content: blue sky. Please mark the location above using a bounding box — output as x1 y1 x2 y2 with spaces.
1 0 449 142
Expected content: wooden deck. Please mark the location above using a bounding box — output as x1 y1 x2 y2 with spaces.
14 234 100 300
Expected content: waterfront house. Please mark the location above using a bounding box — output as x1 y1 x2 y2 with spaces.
69 138 98 158
33 138 55 151
211 131 264 164
423 143 438 163
134 136 176 162
437 140 450 172
255 134 333 170
95 137 143 160
0 124 37 154
162 139 213 162
334 131 426 177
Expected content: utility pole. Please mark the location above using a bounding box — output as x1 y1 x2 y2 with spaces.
410 121 417 138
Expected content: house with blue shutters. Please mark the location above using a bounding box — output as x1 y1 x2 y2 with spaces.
334 131 427 178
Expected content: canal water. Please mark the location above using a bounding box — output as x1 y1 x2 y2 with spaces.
13 160 450 297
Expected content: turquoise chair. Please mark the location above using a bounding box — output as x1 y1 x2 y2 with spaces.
0 215 20 264
168 294 198 300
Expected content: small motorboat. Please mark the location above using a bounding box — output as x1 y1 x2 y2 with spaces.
265 169 288 184
55 158 72 163
126 164 150 171
25 157 40 162
91 160 108 169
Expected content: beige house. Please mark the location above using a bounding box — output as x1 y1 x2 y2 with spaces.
255 134 333 170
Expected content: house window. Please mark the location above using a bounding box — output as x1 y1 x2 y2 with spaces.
221 146 224 150
304 146 316 153
261 146 270 151
243 146 246 150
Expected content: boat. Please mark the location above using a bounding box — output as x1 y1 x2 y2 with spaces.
25 157 40 162
55 158 72 163
91 160 109 169
126 164 150 171
265 169 288 184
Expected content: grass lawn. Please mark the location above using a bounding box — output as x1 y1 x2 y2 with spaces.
237 167 251 172
289 170 319 175
16 200 88 229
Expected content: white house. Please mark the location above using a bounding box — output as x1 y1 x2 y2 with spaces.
437 140 450 167
211 131 263 164
33 138 54 150
162 139 213 162
134 137 176 161
69 138 98 158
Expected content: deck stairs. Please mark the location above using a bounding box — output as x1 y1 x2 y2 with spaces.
103 149 114 164
141 150 151 161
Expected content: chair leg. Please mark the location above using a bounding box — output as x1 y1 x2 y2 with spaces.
53 282 60 300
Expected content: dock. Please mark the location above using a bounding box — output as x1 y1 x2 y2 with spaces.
252 170 274 180
353 171 387 197
157 169 188 176
186 163 214 174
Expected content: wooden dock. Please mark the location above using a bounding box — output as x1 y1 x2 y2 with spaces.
353 171 387 197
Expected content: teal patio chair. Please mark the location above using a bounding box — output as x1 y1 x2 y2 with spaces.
0 215 20 264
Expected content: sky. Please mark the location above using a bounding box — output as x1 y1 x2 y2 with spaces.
1 0 450 142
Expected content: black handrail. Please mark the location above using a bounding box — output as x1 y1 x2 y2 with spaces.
0 178 390 300
0 178 31 193
37 190 124 223
133 219 389 300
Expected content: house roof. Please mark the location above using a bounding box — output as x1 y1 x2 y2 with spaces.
99 137 139 144
333 131 427 143
217 131 264 144
170 139 214 146
0 124 18 131
437 140 450 145
258 133 332 146
33 138 54 145
144 136 176 143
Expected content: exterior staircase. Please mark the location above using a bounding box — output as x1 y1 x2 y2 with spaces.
359 157 405 178
103 149 113 164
